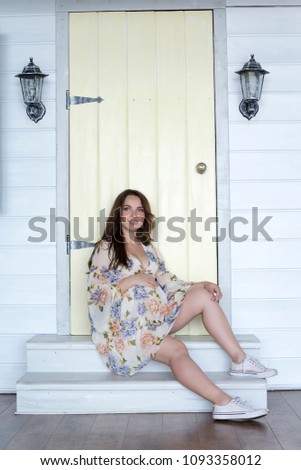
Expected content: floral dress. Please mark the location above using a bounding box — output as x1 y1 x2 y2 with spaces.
87 242 192 376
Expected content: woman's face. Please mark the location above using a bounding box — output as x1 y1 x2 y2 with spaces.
120 195 145 236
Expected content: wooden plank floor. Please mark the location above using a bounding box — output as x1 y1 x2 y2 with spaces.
1 391 301 450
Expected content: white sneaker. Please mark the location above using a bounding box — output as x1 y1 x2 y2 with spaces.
230 355 278 379
213 397 268 421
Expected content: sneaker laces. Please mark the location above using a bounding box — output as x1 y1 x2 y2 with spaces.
244 355 265 371
232 397 253 411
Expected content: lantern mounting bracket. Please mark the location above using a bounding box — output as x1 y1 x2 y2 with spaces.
26 102 46 123
239 99 259 121
66 90 104 110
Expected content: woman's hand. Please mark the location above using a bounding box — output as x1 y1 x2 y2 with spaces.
132 272 159 288
203 281 223 302
195 281 223 302
118 272 158 293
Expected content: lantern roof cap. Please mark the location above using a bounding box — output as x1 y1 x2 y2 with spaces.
15 57 48 78
235 54 269 75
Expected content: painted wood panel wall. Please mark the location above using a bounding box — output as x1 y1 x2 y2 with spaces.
227 5 301 388
0 0 56 391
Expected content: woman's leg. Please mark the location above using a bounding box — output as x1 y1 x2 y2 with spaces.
169 285 245 364
154 335 231 406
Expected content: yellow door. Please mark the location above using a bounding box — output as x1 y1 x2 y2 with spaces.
69 11 216 335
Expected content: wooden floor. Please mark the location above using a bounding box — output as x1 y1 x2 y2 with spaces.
1 391 301 450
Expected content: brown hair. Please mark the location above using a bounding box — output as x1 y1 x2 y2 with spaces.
88 189 155 270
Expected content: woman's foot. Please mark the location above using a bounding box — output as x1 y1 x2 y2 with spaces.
230 355 278 379
212 396 268 421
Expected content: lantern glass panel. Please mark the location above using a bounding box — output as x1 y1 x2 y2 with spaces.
20 76 43 104
240 71 264 101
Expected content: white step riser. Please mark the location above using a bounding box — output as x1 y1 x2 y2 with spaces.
16 384 267 414
27 349 233 373
26 338 260 374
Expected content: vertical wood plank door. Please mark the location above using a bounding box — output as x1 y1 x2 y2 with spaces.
69 11 216 335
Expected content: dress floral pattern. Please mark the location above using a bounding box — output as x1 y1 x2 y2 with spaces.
87 242 192 376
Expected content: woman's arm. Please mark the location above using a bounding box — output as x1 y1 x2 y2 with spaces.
152 245 222 301
152 245 191 290
88 242 123 307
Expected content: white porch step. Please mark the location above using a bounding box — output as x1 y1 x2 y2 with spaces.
25 334 261 373
16 371 267 414
16 334 267 414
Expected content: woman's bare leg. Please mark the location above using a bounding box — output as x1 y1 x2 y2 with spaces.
169 285 245 364
154 335 231 406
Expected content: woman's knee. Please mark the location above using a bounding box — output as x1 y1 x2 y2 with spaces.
153 336 188 365
170 337 188 357
188 285 212 308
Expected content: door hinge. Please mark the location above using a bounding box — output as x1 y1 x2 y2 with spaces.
66 235 95 255
66 90 104 110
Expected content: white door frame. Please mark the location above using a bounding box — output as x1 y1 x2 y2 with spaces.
55 0 231 335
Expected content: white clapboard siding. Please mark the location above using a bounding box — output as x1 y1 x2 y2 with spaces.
0 14 55 43
1 44 55 73
229 122 301 150
1 187 56 216
2 158 55 187
0 305 57 334
228 64 301 93
0 218 54 245
231 181 301 209
0 0 56 392
232 299 301 329
231 240 301 269
0 357 27 393
263 358 301 389
0 246 56 274
1 130 56 157
234 329 301 359
0 335 34 363
228 36 301 64
227 6 301 35
230 151 301 180
229 94 301 122
0 0 55 16
232 269 301 299
230 210 301 239
1 101 56 130
0 365 26 393
0 274 56 305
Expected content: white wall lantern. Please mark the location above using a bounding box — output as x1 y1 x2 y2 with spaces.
15 57 48 123
235 54 269 120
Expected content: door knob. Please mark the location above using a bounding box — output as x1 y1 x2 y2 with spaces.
196 162 207 174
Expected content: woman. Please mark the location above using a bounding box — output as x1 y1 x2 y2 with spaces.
87 189 277 420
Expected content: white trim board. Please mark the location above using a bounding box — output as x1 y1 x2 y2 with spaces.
57 0 226 12
227 1 301 6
